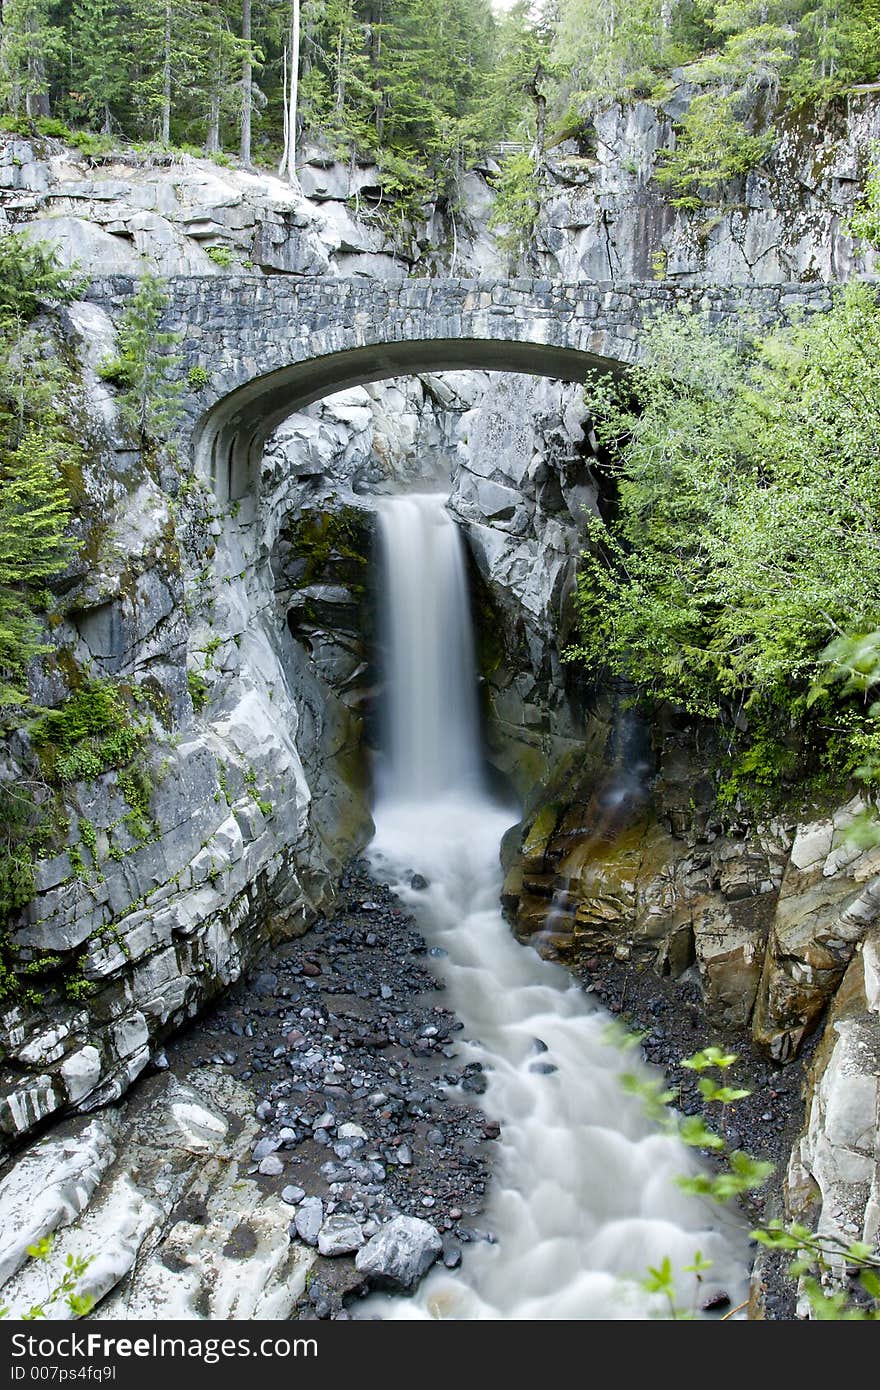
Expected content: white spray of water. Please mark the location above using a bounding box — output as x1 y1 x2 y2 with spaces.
366 492 748 1320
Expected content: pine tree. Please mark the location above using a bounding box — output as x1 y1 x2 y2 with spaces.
0 430 75 708
0 237 81 711
0 0 66 118
69 0 128 132
100 274 183 445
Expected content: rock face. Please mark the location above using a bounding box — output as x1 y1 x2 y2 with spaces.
530 94 880 287
0 1073 315 1320
0 296 378 1149
786 927 880 1289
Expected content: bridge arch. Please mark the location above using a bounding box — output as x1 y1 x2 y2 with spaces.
195 337 621 502
83 274 831 502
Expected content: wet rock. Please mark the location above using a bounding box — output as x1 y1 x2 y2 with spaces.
355 1215 443 1290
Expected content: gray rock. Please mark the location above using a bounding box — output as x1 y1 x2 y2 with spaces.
317 1213 365 1257
294 1197 324 1246
15 218 142 273
281 1185 306 1206
252 1137 281 1162
257 1154 284 1176
354 1215 442 1290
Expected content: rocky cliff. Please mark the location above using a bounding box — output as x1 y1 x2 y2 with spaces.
1 90 879 1315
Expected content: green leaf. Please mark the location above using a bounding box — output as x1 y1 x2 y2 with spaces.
682 1047 740 1072
678 1115 725 1150
642 1255 674 1294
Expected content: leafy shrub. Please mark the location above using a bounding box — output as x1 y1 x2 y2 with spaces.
187 365 211 390
570 282 880 806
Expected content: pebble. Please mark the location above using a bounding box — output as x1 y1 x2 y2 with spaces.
338 1122 367 1141
159 859 494 1318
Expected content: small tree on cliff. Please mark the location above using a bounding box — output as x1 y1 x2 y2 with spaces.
100 273 183 446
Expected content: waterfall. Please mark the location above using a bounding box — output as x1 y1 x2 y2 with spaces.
376 493 483 800
366 492 748 1320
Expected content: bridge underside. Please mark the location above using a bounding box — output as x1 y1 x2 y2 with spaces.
195 338 620 501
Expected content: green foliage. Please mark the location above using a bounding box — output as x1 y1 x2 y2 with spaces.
488 151 540 266
0 236 83 325
570 283 880 807
187 364 211 390
205 245 235 268
614 1032 880 1319
100 273 183 444
187 668 209 712
0 780 40 932
655 93 776 208
849 142 880 249
0 1234 95 1321
32 680 148 782
0 238 82 714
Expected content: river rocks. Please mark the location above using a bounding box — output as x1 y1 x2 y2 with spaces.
317 1213 365 1256
355 1215 443 1290
0 859 494 1319
294 1198 325 1246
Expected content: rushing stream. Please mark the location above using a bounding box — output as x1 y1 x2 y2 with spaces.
365 492 748 1320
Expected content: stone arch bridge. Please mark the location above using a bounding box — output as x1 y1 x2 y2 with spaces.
85 274 831 501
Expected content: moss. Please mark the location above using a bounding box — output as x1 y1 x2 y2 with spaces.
522 802 561 864
31 680 149 784
286 506 371 588
188 669 209 712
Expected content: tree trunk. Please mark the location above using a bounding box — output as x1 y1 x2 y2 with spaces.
240 0 252 165
335 16 346 116
279 44 289 176
24 8 50 117
161 0 172 144
207 87 221 154
281 0 300 183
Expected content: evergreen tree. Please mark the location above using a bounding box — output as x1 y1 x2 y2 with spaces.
0 236 81 711
0 0 66 118
68 0 128 132
100 274 183 444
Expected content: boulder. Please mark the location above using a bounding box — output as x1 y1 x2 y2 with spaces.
15 218 142 274
354 1215 442 1290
